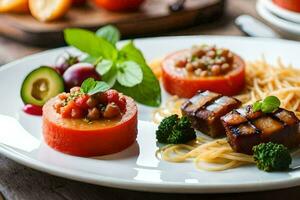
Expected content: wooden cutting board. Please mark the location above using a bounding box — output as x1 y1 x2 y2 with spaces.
0 0 225 47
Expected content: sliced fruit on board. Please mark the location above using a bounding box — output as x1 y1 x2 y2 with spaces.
92 0 145 11
29 0 71 22
0 0 29 13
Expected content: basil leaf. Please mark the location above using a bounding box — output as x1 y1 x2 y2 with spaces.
81 78 97 93
115 41 161 107
87 81 110 95
117 61 143 87
261 96 280 113
96 25 120 46
64 28 117 60
253 101 262 112
96 59 113 75
82 56 98 63
81 78 110 95
102 66 118 87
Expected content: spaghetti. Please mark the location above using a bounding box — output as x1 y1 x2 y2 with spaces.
151 58 300 171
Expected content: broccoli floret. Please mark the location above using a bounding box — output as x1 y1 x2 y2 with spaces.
156 115 196 144
253 142 292 172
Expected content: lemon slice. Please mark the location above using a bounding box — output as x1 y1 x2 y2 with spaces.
0 0 29 13
29 0 71 22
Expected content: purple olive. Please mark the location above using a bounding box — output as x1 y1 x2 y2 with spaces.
55 53 79 75
63 63 101 91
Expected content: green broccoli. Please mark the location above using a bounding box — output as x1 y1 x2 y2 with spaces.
156 114 196 144
253 142 292 172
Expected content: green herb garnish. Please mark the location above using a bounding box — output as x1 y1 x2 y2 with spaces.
96 25 120 46
253 96 281 113
80 78 110 95
64 25 161 107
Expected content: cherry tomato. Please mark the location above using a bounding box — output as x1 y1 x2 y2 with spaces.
23 104 43 116
93 0 145 11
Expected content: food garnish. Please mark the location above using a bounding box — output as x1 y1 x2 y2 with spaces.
55 53 79 75
253 142 292 172
80 78 110 95
156 114 196 144
23 104 43 116
253 96 281 113
21 66 65 107
64 25 161 107
63 62 101 91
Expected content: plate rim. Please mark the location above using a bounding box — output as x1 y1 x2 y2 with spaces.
257 0 300 35
262 0 300 24
1 35 300 193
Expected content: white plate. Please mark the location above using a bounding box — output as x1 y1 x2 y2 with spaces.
1 36 300 193
257 0 300 37
262 0 300 24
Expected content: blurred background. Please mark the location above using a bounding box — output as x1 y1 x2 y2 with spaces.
0 0 299 65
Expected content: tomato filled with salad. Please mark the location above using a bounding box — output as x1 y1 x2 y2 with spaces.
161 45 245 98
43 79 138 157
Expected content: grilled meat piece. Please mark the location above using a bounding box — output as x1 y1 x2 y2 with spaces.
221 105 300 154
181 90 241 137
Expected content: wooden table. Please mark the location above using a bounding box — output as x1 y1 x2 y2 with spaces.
1 0 300 199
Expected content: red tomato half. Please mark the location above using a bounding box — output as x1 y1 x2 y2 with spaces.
93 0 145 11
273 0 300 12
161 50 246 98
43 96 138 157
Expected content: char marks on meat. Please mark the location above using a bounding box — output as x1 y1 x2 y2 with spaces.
181 90 241 137
221 105 300 154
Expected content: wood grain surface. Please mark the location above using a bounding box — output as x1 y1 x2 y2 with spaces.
1 0 300 199
0 0 224 47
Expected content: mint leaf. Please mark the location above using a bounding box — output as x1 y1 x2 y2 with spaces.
81 78 96 94
64 28 117 60
80 78 110 95
252 96 280 113
96 25 120 46
261 96 280 113
115 41 161 107
82 56 98 63
96 59 113 75
102 66 118 87
117 61 143 87
253 101 262 112
87 81 110 95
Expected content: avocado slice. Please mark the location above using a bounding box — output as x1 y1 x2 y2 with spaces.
21 66 64 106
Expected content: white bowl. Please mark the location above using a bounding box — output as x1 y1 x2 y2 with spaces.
262 0 300 24
257 0 300 40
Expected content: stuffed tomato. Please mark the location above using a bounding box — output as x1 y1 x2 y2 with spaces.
161 45 245 98
43 87 137 157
